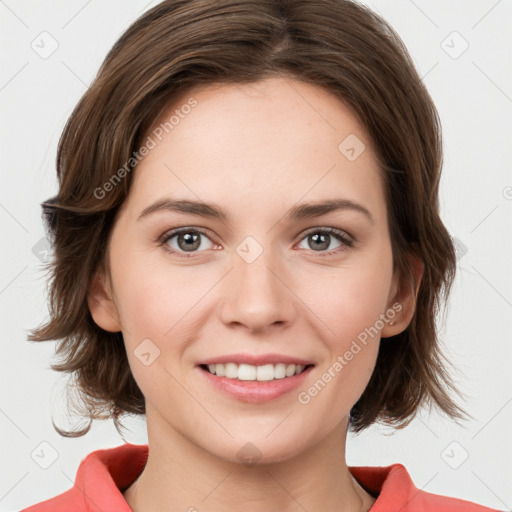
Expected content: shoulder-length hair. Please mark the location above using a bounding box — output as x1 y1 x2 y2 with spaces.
28 0 470 437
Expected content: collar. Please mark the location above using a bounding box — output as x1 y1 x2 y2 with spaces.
25 442 497 511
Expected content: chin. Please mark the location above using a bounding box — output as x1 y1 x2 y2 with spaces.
204 432 310 467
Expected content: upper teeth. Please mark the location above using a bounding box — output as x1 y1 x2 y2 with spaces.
206 363 306 381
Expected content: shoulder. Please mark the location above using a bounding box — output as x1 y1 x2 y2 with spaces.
350 463 500 511
20 443 148 512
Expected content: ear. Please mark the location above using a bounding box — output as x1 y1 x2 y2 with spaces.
87 266 123 332
381 253 424 338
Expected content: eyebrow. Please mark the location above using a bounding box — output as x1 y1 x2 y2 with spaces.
137 197 374 225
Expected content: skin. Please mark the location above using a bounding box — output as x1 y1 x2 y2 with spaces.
88 76 422 511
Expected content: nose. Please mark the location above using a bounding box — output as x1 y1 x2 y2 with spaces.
218 246 297 334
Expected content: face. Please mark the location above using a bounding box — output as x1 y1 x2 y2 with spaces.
90 77 404 464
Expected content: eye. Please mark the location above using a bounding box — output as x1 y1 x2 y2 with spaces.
159 226 355 259
296 228 354 256
160 228 217 258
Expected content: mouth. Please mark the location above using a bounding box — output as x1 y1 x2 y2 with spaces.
199 362 314 381
197 361 315 403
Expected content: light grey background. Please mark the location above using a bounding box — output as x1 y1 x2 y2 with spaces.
1 1 511 510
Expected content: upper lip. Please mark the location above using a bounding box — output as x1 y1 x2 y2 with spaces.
198 353 315 366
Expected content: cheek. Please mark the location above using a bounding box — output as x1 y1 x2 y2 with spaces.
289 247 393 411
294 255 393 348
294 265 389 420
111 259 205 399
110 247 213 340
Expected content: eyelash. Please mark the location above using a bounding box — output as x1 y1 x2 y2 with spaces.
158 226 355 259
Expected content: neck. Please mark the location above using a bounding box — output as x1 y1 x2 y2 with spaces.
123 409 376 512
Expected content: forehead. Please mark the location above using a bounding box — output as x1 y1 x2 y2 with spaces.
122 77 386 222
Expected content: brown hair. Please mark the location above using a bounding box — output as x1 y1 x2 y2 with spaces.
28 0 471 437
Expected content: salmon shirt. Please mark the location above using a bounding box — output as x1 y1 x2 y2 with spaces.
21 442 501 511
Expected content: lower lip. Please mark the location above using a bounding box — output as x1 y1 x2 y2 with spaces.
198 365 314 403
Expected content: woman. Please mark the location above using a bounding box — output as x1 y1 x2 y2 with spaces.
23 0 500 510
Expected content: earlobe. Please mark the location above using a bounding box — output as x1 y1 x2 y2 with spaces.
87 268 123 332
381 254 424 339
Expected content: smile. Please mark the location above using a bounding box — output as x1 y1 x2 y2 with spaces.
198 363 315 403
201 362 310 381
